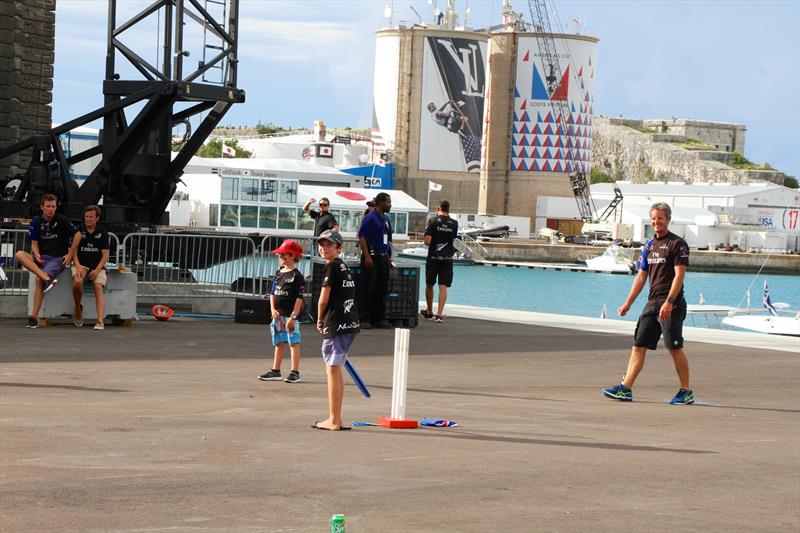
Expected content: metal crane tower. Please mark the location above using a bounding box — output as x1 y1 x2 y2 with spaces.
0 0 245 233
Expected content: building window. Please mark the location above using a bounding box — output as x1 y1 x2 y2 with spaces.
241 178 259 202
279 180 297 204
220 204 239 227
297 208 314 230
221 177 238 200
209 204 219 226
278 206 297 230
259 206 277 229
240 205 258 228
260 179 277 202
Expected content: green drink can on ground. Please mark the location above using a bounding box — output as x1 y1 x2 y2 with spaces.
331 514 345 533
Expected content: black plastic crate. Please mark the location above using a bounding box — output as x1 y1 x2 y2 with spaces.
309 257 419 328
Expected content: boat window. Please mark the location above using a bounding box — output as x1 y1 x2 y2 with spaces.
260 179 277 202
279 180 297 204
240 205 258 228
208 204 219 227
643 224 655 239
258 206 277 229
241 178 259 202
220 204 239 227
297 208 314 230
339 210 359 232
278 207 297 230
221 177 238 200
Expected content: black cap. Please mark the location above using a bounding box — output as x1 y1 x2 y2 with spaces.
315 229 343 246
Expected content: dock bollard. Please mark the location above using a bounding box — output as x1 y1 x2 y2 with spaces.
378 328 418 429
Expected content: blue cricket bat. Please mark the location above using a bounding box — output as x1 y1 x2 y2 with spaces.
345 359 371 398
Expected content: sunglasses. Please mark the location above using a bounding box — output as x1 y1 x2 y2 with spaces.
319 203 329 207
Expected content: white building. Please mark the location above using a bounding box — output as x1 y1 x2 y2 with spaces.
536 181 800 251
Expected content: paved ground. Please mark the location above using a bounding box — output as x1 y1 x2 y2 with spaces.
1 315 798 532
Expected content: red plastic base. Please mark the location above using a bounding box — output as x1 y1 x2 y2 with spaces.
377 416 419 429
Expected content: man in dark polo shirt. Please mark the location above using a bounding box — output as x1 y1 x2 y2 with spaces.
421 199 458 323
71 205 110 330
357 192 393 329
603 202 694 405
303 196 339 237
14 194 80 329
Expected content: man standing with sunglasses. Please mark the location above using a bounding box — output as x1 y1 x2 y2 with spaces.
303 196 339 237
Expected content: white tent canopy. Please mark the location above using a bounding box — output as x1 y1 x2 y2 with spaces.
298 185 428 213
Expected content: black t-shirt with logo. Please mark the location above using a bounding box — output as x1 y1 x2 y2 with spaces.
28 214 77 257
637 231 690 301
424 215 459 260
77 224 110 270
271 268 306 316
320 257 360 338
309 209 338 237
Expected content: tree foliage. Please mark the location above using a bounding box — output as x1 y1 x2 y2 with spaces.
197 138 252 158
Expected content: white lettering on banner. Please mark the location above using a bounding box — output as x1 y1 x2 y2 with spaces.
436 39 483 97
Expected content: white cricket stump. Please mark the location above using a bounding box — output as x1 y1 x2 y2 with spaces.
377 328 418 429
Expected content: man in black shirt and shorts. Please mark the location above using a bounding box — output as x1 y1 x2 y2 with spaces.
72 205 110 330
603 202 694 405
421 200 458 323
14 194 80 328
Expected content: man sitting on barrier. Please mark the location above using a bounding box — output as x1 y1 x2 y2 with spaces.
14 193 80 329
71 205 110 330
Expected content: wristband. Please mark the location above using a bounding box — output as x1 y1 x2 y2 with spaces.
317 321 324 328
666 296 675 304
290 314 298 320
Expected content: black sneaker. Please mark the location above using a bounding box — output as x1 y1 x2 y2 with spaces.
434 315 443 323
420 310 434 321
284 371 301 383
25 317 39 329
43 277 58 294
258 369 282 381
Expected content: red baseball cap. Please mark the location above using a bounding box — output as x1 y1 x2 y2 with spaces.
271 239 304 257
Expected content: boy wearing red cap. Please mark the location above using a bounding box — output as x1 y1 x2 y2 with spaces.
259 239 306 383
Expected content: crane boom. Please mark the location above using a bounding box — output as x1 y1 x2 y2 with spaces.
527 0 599 222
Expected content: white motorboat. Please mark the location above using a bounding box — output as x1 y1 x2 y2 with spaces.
396 242 476 265
721 280 799 337
583 245 637 274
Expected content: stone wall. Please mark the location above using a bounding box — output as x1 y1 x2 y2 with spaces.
592 117 786 185
641 118 746 154
0 0 56 180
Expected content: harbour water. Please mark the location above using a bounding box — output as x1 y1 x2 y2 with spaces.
442 264 800 324
196 256 799 328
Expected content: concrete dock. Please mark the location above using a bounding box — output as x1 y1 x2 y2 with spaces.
1 313 798 532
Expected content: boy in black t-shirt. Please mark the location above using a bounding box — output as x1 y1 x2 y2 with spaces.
259 240 306 384
313 230 360 431
71 205 110 330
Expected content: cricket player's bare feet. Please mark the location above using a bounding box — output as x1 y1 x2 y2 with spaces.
311 419 351 431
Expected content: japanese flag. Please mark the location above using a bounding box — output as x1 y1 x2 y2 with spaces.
429 180 442 192
376 158 386 167
222 143 236 156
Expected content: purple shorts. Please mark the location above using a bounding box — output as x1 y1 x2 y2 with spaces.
39 255 64 279
321 333 357 366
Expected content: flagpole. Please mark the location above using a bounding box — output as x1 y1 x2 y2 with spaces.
426 183 431 212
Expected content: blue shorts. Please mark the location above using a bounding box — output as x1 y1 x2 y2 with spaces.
39 255 64 279
270 316 301 346
321 333 357 366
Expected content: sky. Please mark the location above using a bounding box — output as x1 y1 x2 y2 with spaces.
52 0 800 178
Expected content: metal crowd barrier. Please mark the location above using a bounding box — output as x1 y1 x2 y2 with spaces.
0 228 121 297
121 232 261 298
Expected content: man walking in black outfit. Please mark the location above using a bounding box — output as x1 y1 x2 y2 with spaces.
357 192 393 329
421 200 458 323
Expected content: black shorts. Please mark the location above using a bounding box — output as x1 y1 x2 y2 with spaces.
634 298 686 350
425 259 454 287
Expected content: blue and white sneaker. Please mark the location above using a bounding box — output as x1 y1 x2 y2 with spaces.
669 388 695 405
602 383 633 401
